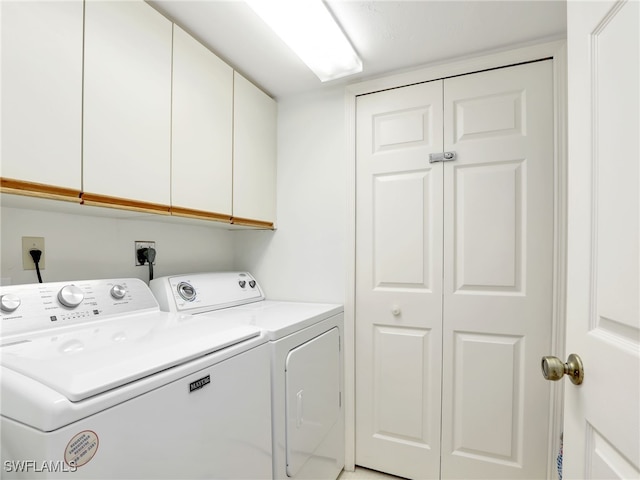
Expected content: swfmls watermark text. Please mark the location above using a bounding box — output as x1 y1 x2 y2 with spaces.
4 460 77 473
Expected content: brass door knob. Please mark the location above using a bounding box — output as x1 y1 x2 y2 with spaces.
541 353 584 385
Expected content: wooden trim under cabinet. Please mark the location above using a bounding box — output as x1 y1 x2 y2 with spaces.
230 216 275 230
1 179 275 229
170 206 232 224
81 192 171 215
0 178 82 203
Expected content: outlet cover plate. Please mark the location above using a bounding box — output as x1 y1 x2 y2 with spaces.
22 236 45 270
135 241 156 266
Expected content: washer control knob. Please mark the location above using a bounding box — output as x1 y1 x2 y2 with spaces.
239 280 247 288
249 280 256 288
0 294 21 312
177 282 196 302
110 284 127 299
58 285 84 308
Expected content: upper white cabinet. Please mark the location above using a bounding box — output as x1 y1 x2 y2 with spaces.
1 0 83 193
83 0 172 208
171 25 233 218
1 1 276 227
233 72 277 226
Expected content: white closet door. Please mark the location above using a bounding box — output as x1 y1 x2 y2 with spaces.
356 60 555 480
441 60 554 479
355 80 444 480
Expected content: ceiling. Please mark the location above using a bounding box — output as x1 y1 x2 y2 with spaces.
148 0 567 100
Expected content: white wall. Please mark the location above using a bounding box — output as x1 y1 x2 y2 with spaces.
234 86 347 304
0 199 237 286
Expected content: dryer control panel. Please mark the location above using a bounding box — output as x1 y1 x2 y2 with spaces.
0 278 158 338
150 272 264 314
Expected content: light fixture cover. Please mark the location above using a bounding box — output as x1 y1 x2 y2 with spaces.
246 0 363 82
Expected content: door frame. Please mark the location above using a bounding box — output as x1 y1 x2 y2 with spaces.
344 39 568 479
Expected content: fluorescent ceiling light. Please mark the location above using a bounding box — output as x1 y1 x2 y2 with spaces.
246 0 363 82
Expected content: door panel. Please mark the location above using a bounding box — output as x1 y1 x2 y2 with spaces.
374 171 434 288
452 332 523 465
453 90 525 142
453 160 525 293
441 60 554 479
565 1 640 478
285 328 341 478
356 81 444 480
373 326 432 443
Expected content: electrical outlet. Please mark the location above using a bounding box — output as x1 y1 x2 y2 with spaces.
135 241 156 266
22 236 45 270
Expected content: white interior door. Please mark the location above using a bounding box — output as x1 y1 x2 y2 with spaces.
355 80 444 480
440 60 554 479
564 1 640 478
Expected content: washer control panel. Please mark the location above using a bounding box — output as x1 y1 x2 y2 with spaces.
150 272 264 314
0 278 158 338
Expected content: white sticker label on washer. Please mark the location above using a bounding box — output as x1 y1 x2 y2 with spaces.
64 430 99 467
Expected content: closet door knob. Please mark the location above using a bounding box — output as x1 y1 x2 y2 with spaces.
391 305 401 316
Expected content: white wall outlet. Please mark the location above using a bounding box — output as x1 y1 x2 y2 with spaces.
135 241 156 266
22 236 45 270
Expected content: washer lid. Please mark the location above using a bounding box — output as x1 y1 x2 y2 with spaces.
0 312 262 402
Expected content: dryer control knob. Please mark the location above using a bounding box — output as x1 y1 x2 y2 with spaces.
110 284 127 299
177 282 196 302
0 293 21 312
249 280 256 288
58 285 84 308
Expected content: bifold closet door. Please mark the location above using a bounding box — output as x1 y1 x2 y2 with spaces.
440 60 554 479
355 80 444 480
355 60 554 480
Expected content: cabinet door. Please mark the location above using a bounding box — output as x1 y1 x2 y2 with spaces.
172 25 233 218
233 72 277 226
1 0 83 191
83 0 172 207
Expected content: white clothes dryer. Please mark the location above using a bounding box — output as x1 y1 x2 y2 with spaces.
151 272 345 480
0 278 272 479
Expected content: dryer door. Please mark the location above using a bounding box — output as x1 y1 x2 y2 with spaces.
285 327 341 477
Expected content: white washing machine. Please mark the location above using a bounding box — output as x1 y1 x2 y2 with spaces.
150 272 345 480
0 278 272 479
